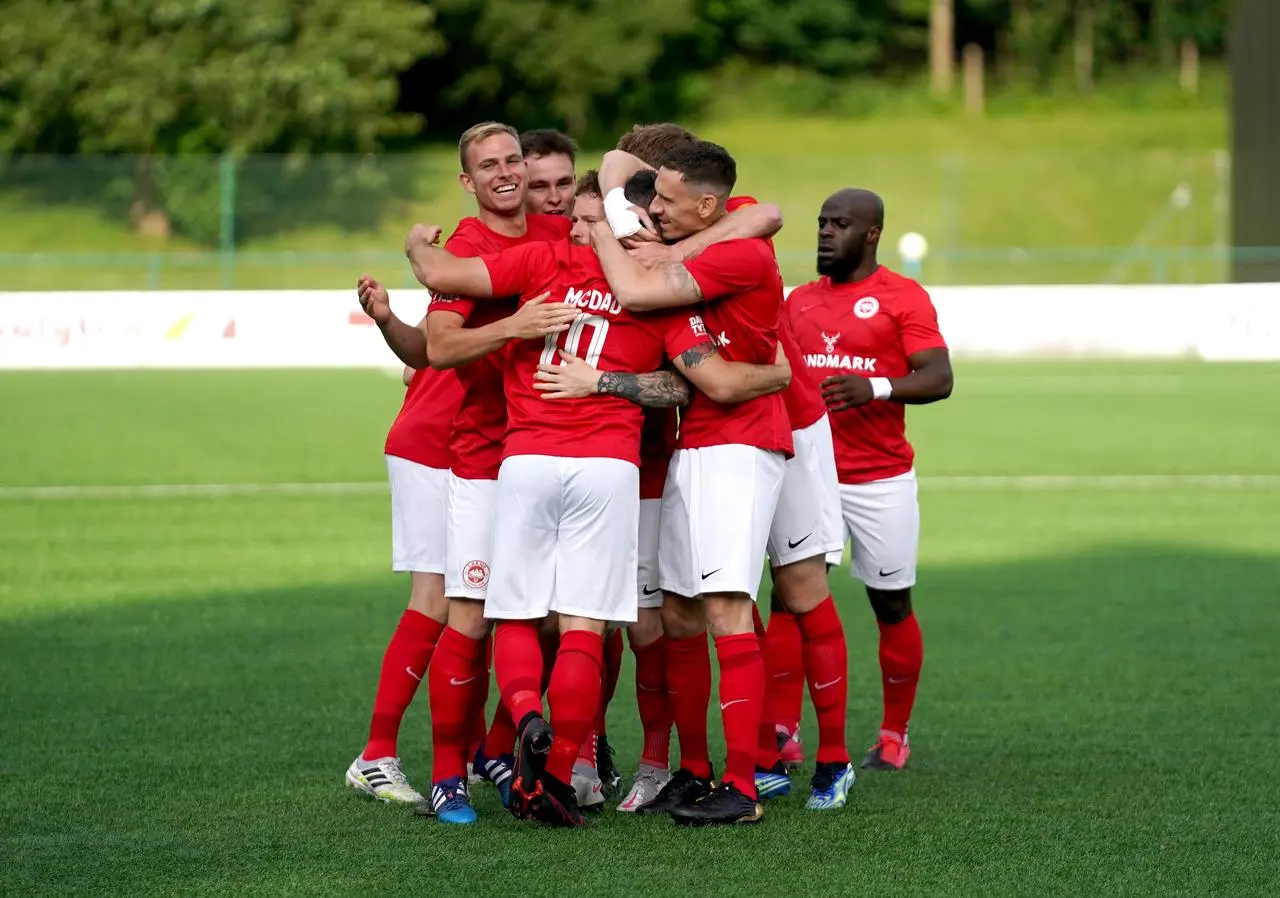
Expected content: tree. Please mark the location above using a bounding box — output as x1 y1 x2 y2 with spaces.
0 0 439 238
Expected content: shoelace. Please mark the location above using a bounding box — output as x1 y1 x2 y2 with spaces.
381 762 409 786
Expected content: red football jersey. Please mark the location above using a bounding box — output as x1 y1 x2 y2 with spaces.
722 196 824 432
787 267 947 484
482 240 711 465
679 239 793 457
639 407 678 500
383 365 463 470
427 214 571 479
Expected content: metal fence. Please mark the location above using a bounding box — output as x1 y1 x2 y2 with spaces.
0 152 1274 290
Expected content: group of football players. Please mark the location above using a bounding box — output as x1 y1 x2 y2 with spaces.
347 120 953 827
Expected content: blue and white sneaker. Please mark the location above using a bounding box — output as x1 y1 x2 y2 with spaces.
754 763 792 800
806 761 856 810
473 746 515 809
430 776 478 825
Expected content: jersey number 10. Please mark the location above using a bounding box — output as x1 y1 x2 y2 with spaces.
539 313 610 368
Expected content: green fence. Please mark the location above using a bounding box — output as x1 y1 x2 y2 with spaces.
0 152 1273 289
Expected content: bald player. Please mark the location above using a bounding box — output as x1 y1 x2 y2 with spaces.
786 188 953 771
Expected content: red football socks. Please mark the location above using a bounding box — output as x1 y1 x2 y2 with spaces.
878 613 924 739
428 625 483 782
467 633 491 761
764 609 804 734
632 636 671 768
714 632 765 800
600 628 624 735
493 620 545 727
797 596 850 764
363 609 443 761
482 697 518 760
545 630 605 783
752 607 780 770
665 633 712 779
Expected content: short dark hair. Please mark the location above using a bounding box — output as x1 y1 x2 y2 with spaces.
660 140 737 199
616 123 697 168
575 169 601 197
520 129 577 163
623 170 657 208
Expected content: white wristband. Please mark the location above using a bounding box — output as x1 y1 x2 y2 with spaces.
869 377 893 400
603 187 643 238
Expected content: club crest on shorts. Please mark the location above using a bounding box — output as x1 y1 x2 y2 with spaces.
854 297 880 319
820 331 841 353
462 559 489 589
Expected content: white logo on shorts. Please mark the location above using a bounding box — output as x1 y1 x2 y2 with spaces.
820 331 841 353
854 297 880 319
462 559 489 589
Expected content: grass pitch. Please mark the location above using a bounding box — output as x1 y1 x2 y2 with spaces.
1 360 1278 896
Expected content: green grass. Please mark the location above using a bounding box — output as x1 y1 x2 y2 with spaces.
1 360 1278 895
0 72 1233 290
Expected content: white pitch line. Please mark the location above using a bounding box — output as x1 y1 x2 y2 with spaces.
0 474 1278 502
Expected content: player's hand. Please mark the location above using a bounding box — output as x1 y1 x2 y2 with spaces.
821 375 874 411
532 350 601 400
622 205 661 245
356 273 393 326
505 292 578 341
404 223 443 256
627 241 676 269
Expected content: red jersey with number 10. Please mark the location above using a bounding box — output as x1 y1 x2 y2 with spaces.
482 240 712 464
787 267 947 484
427 214 571 479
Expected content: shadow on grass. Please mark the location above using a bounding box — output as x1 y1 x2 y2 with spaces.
1 544 1277 896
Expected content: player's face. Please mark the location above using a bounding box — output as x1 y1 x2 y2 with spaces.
816 200 879 274
460 134 525 215
651 167 717 241
525 153 576 215
570 193 604 245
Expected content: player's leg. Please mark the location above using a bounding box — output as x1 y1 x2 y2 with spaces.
346 457 447 807
766 416 855 809
618 496 673 811
596 628 625 794
537 456 640 827
641 450 715 813
424 474 503 823
763 582 805 768
485 455 560 820
845 470 922 770
671 445 785 827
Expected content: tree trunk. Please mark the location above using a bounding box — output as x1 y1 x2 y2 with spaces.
1074 1 1094 96
130 156 171 239
963 43 985 116
930 0 954 98
1180 39 1200 93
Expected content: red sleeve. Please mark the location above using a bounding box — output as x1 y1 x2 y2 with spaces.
661 310 714 359
426 231 489 320
898 284 948 356
725 195 759 213
481 242 553 299
683 241 768 303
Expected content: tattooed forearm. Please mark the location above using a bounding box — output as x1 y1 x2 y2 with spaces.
598 370 691 408
660 262 703 300
677 343 717 369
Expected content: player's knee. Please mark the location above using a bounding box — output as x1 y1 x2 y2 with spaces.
704 593 753 638
630 608 663 648
661 593 705 640
558 614 608 637
447 597 490 639
407 571 447 622
772 556 831 615
867 587 912 625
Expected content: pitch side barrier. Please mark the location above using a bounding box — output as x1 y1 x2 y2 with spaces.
0 284 1276 369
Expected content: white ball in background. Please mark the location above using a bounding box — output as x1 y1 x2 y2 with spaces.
897 231 929 262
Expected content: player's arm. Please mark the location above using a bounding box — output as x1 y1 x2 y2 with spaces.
821 348 954 411
401 365 415 386
533 353 691 407
426 294 575 371
672 342 791 405
599 149 652 192
590 220 704 311
404 225 494 298
671 203 783 261
356 275 431 369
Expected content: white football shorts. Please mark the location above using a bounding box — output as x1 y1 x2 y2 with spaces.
839 468 920 590
767 415 845 568
386 455 448 574
659 444 786 601
485 454 640 624
637 498 663 610
445 473 497 601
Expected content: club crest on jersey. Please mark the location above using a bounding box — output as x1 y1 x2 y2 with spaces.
820 331 841 353
854 297 880 319
462 560 490 589
563 287 622 315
